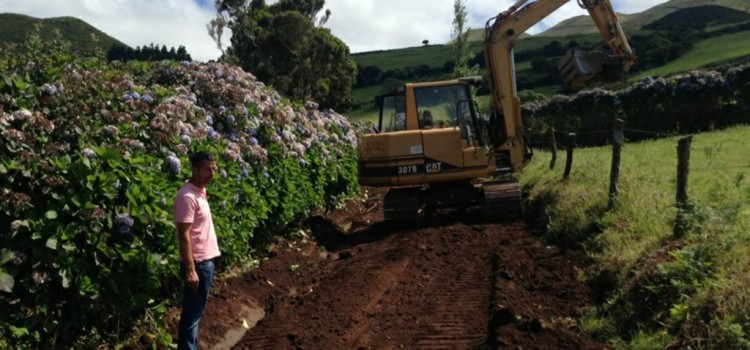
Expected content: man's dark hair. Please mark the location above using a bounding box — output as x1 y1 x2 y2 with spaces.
190 151 216 168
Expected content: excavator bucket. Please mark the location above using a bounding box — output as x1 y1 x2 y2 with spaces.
558 48 606 90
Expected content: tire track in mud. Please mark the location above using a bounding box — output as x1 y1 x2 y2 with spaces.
235 235 414 349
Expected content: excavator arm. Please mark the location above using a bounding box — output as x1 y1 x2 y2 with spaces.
483 0 636 172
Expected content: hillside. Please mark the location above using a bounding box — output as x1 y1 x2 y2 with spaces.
539 0 750 37
0 13 127 55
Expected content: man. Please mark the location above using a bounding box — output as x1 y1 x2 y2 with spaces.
173 151 220 350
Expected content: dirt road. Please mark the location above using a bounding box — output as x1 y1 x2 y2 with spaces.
158 188 606 349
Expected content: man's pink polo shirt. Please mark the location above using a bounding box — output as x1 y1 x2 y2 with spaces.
173 181 220 263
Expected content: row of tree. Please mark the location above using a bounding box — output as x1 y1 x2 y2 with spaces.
106 44 192 62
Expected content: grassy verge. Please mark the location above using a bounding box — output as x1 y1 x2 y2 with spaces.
520 125 750 348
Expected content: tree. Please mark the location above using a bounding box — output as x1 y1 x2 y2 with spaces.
422 39 429 46
451 0 476 78
212 0 357 110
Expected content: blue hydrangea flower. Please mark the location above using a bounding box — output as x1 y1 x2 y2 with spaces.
205 115 214 125
142 94 154 104
114 213 135 235
131 91 141 100
166 155 181 174
227 115 236 125
180 134 192 145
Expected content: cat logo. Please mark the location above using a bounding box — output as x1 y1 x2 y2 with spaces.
425 161 442 173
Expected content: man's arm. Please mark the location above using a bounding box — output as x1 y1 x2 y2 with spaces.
177 222 199 292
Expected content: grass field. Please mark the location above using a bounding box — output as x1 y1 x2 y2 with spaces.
634 30 750 79
521 125 750 348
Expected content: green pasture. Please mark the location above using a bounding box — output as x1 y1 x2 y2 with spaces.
521 125 750 348
634 30 750 79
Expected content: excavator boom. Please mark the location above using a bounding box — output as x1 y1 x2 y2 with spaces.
483 0 636 172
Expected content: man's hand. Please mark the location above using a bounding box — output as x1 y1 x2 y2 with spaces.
186 267 199 292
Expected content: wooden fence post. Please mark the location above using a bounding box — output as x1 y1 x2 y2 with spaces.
674 135 693 238
676 136 692 206
608 119 625 210
549 127 557 170
563 133 575 180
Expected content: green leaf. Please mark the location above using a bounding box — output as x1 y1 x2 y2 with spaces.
0 163 6 174
0 249 11 265
10 325 28 337
46 237 58 250
0 270 14 293
59 269 71 288
45 210 58 219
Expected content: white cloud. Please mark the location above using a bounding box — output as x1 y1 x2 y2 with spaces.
323 0 670 53
0 0 671 59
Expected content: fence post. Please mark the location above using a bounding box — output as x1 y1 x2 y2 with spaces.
676 136 692 205
674 135 692 238
549 127 557 170
563 133 575 180
608 119 625 209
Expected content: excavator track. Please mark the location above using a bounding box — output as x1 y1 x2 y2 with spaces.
383 187 423 221
482 180 522 221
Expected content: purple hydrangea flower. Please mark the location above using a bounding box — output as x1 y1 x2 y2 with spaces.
11 251 27 265
166 155 181 174
227 115 235 125
180 134 192 145
82 148 96 159
142 94 154 104
41 83 58 95
205 115 214 125
131 91 141 100
249 137 259 146
114 213 134 235
219 106 226 114
32 271 49 285
10 220 23 231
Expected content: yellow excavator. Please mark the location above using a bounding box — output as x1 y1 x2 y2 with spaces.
357 0 636 221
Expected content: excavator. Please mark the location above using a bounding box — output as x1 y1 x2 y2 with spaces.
357 0 636 221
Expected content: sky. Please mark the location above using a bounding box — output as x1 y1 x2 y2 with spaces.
0 0 670 62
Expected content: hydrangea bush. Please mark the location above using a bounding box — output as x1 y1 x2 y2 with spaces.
0 49 362 346
523 67 750 143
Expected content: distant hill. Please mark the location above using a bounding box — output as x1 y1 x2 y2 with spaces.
464 0 750 40
0 13 128 55
539 0 750 37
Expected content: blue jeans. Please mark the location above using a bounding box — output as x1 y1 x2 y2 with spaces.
178 259 215 350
